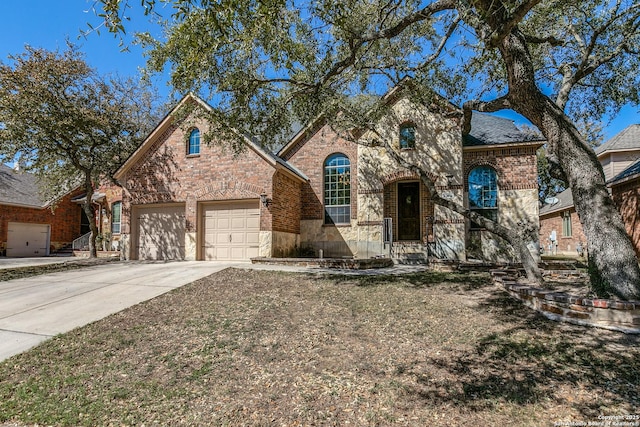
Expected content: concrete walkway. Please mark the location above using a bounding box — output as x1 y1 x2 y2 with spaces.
0 259 429 362
0 261 247 361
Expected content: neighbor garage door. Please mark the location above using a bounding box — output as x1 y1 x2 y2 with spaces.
135 204 186 260
7 222 50 257
201 200 260 261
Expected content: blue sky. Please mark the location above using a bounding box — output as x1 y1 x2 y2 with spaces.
0 1 170 95
0 1 638 141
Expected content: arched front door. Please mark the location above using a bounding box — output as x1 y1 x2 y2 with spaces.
397 182 421 241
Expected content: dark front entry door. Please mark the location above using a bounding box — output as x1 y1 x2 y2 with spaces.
398 182 420 241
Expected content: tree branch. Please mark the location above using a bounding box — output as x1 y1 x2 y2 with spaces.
462 96 512 135
488 0 544 47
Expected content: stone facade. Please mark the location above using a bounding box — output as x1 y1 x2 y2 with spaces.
463 145 540 261
114 90 542 263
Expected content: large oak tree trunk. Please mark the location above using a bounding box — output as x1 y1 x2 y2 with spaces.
499 29 640 299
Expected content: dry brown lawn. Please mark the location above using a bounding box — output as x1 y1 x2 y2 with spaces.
1 267 639 426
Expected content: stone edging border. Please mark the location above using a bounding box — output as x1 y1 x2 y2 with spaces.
491 270 640 334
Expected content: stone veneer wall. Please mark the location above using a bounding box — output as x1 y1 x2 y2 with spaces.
463 145 540 262
358 97 466 260
492 269 640 334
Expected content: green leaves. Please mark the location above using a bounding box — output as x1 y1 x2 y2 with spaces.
0 44 159 203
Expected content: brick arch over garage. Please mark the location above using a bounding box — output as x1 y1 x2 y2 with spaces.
192 181 265 201
191 180 272 233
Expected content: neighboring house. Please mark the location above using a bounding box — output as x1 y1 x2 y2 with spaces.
0 164 83 256
114 85 543 263
609 159 640 257
597 124 640 181
69 181 124 252
539 189 587 255
539 124 640 256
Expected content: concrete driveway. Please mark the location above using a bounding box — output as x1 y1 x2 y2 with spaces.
0 261 246 361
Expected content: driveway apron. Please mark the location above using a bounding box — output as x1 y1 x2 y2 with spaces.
0 261 240 361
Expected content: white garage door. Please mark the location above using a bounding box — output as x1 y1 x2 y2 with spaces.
7 222 50 257
201 200 260 261
136 204 186 260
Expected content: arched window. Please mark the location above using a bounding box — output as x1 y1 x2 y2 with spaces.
188 128 200 155
399 123 416 149
111 202 122 234
468 166 498 229
324 153 351 224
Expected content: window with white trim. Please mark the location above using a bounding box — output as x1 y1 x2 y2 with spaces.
562 210 572 237
324 153 351 224
399 123 416 149
111 202 122 234
468 166 498 229
188 128 200 155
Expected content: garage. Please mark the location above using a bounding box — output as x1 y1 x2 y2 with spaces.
201 200 260 261
135 204 186 260
7 222 50 257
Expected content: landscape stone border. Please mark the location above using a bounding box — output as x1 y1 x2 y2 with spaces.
492 269 640 334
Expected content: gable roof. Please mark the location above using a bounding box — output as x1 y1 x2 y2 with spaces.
608 157 640 186
539 188 574 216
0 164 46 208
114 93 307 182
463 113 545 147
278 78 461 159
595 124 640 156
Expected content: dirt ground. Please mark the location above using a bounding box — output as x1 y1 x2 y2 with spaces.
1 268 638 426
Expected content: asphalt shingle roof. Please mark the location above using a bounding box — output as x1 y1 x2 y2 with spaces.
0 163 45 208
539 188 574 216
595 124 640 155
464 112 544 147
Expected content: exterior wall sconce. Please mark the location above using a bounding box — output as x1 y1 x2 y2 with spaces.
446 174 454 186
260 192 272 207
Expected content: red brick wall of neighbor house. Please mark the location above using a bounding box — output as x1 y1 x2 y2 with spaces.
0 191 83 251
271 171 302 234
96 182 124 239
539 209 587 254
282 124 358 221
611 179 640 257
463 146 538 190
120 118 276 233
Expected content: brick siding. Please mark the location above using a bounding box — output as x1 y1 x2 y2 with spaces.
463 146 538 190
120 114 281 235
539 209 587 255
282 124 358 221
611 178 640 257
0 191 84 252
271 171 302 234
